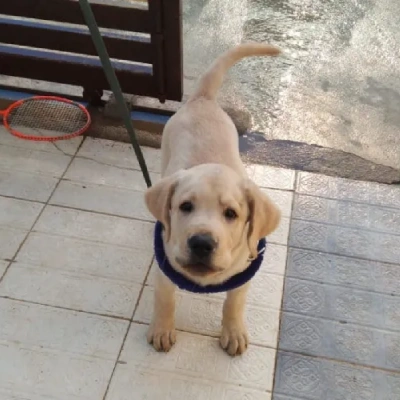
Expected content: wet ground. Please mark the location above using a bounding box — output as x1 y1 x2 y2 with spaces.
1 0 399 177
183 0 400 171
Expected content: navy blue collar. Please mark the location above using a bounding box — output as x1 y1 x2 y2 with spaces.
153 221 267 293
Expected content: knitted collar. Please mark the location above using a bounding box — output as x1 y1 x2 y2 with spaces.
153 221 266 293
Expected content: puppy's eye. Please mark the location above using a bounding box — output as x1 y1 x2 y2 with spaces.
224 208 237 220
179 201 194 213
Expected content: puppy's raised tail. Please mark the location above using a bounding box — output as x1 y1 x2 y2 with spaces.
189 43 280 102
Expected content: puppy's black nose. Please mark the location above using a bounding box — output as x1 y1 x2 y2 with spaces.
188 234 216 259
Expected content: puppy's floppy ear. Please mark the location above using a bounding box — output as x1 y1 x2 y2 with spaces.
145 172 181 241
244 179 281 259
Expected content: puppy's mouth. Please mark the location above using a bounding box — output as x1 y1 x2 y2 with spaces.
176 258 222 277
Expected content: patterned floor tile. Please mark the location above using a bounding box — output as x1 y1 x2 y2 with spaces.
296 172 400 209
286 248 400 295
283 277 400 329
274 352 400 400
106 323 275 400
279 312 400 370
246 164 295 190
0 298 127 400
293 193 400 235
290 219 400 264
274 173 400 400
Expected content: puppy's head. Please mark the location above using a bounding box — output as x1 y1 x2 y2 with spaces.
145 164 280 281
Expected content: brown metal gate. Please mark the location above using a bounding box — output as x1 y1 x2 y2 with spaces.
0 0 183 103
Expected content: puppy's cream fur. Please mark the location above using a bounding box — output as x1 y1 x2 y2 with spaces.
145 43 281 355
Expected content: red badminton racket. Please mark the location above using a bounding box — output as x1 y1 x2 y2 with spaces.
0 96 91 141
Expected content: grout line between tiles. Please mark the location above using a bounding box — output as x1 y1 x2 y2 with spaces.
0 193 46 205
44 202 155 224
288 244 400 267
283 273 400 299
291 215 400 238
74 154 160 174
295 190 400 211
101 254 154 400
271 170 297 396
278 349 400 376
282 308 400 335
0 139 85 285
0 295 131 321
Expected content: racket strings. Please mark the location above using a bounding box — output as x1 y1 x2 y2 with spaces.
7 99 89 136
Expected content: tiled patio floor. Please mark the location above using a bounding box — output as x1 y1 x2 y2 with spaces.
0 127 399 399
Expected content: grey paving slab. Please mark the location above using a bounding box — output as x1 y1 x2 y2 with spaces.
274 174 400 399
274 352 400 400
279 312 399 370
293 193 400 235
283 278 400 331
286 248 400 295
297 172 400 209
290 219 400 264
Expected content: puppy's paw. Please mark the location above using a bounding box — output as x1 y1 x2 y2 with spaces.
147 322 176 352
220 321 249 356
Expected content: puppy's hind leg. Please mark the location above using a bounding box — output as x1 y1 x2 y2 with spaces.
220 283 250 356
147 269 177 352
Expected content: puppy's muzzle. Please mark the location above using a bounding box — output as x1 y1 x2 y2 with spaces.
187 234 217 264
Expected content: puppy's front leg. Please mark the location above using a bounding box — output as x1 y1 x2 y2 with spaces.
147 269 177 352
220 283 250 356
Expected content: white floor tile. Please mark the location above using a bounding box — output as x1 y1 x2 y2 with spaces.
0 196 43 230
106 323 275 400
64 157 160 192
134 287 280 348
0 144 71 177
0 263 142 317
50 181 153 221
246 164 295 190
262 188 293 218
247 272 284 309
107 369 272 400
0 167 58 201
0 127 83 155
267 216 290 245
17 232 152 284
77 138 161 173
262 243 288 276
0 298 127 400
0 227 27 261
34 206 154 251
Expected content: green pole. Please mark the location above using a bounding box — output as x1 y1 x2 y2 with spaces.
78 0 152 188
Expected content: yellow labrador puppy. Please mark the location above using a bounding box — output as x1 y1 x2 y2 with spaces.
145 43 281 356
